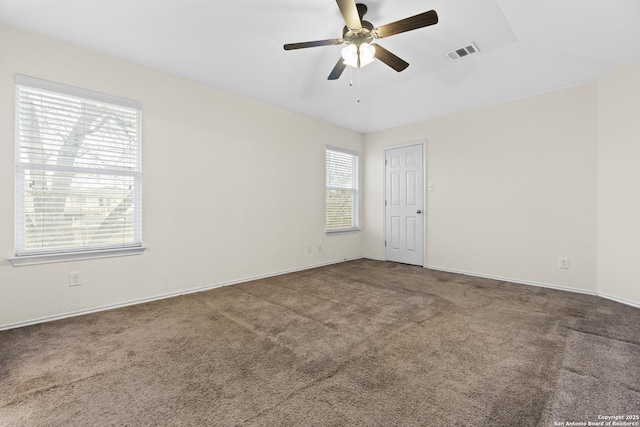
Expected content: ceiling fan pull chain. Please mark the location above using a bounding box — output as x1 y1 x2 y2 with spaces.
356 44 361 102
357 66 361 103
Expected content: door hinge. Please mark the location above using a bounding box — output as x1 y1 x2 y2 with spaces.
385 159 388 166
385 240 387 246
385 200 387 206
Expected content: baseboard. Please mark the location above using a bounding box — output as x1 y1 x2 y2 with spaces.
0 257 363 331
597 291 640 309
5 258 637 331
425 264 598 296
426 264 640 309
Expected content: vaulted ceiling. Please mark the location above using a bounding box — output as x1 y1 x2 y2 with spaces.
2 0 640 133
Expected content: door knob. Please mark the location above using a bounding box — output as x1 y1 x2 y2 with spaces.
417 210 422 214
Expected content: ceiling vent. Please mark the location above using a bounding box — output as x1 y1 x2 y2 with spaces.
446 42 480 61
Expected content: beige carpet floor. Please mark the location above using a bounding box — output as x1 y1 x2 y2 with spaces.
1 259 639 426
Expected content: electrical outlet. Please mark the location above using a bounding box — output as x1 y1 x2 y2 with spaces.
307 245 312 253
428 182 435 191
558 258 569 269
69 271 82 287
318 243 323 252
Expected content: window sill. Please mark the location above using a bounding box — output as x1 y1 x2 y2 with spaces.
325 227 361 235
8 246 146 267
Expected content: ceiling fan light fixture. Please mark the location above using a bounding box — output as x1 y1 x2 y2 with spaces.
360 43 376 66
341 43 376 68
341 44 358 67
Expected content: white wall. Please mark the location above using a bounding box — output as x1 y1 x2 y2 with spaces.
3 24 639 329
363 84 599 293
0 24 363 329
597 62 640 305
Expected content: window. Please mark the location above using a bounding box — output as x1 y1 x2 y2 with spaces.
13 75 142 264
326 146 359 233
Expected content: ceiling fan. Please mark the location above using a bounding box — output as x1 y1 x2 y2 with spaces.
284 0 438 80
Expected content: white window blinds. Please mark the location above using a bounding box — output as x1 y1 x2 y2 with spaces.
14 75 142 257
326 146 359 232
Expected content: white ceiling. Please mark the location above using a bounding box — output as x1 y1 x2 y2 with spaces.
2 0 640 133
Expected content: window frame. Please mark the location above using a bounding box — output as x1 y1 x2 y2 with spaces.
10 75 144 266
325 145 360 234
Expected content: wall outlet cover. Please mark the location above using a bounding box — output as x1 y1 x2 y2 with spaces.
69 271 82 286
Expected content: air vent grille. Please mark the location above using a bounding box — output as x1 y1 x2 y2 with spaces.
447 43 480 61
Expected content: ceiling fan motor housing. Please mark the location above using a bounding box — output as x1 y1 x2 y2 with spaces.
342 21 374 46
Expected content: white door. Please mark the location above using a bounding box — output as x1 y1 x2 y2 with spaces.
385 144 424 266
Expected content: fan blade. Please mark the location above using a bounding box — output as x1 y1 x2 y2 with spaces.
284 39 343 50
373 10 438 39
328 58 347 80
336 0 362 30
372 44 409 72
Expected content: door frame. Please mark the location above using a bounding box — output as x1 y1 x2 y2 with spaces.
383 140 427 267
